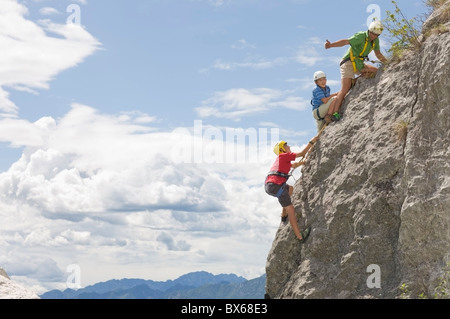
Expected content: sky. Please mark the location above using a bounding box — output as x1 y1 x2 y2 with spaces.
0 0 430 295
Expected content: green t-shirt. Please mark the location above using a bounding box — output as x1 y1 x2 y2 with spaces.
343 31 380 71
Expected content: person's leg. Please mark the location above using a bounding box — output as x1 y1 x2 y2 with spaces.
314 100 333 126
328 97 342 122
281 186 294 219
279 186 310 241
334 78 352 112
313 110 325 132
285 204 303 240
281 207 287 219
283 186 303 240
336 61 355 112
328 97 337 114
361 64 378 78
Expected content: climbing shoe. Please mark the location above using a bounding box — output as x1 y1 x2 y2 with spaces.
331 112 341 122
298 227 311 244
281 215 288 223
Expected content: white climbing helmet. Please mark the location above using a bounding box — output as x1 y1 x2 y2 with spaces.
369 19 384 35
313 71 326 81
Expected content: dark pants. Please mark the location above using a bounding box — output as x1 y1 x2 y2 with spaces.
265 183 292 208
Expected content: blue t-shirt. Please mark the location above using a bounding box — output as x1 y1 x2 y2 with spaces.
311 85 330 110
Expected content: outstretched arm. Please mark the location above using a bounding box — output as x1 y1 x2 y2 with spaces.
375 50 387 64
295 136 320 158
325 39 350 49
291 160 306 169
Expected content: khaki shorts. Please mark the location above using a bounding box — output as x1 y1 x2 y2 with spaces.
312 97 336 131
312 97 336 121
340 60 360 79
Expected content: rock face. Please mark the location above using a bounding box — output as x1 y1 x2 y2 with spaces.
266 4 450 299
0 268 40 299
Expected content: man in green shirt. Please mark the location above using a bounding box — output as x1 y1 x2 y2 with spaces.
325 19 387 115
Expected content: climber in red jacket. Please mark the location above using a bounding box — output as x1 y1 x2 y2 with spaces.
265 136 319 243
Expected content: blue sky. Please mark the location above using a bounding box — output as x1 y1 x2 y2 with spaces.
0 0 429 294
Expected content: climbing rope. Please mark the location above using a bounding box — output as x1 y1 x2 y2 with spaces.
289 122 329 179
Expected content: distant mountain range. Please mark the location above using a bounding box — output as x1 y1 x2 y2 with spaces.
40 271 266 299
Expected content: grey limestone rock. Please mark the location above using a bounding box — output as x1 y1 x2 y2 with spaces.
265 4 450 299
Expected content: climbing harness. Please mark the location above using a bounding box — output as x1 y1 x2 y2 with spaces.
267 171 290 179
266 176 289 199
275 183 287 198
265 170 291 198
348 35 376 73
315 108 325 121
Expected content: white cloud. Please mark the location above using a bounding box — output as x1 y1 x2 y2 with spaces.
0 0 100 115
196 88 310 120
0 104 182 215
0 0 320 295
0 88 20 115
213 57 288 71
157 232 191 251
208 36 341 73
0 117 48 147
295 46 326 66
39 7 60 16
200 0 231 6
231 39 255 50
0 104 283 293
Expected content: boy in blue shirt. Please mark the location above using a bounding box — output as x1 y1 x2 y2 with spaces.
311 71 340 131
